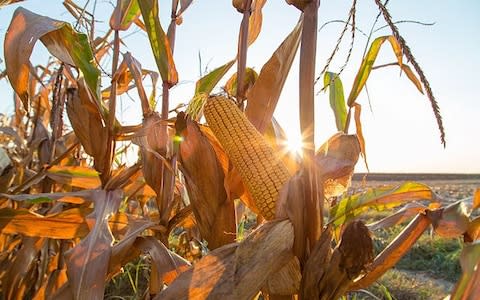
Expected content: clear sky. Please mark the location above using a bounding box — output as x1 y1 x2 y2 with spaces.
0 0 479 173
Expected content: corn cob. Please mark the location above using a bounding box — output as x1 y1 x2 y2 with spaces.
204 96 291 220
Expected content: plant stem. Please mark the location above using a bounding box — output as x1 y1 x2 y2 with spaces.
236 0 252 105
299 0 322 249
103 29 120 185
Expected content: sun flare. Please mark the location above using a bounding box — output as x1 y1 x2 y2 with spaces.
285 133 304 157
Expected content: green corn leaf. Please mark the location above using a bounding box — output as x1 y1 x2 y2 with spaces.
324 72 347 131
329 181 436 227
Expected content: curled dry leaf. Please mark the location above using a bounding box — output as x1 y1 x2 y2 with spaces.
158 219 294 299
66 79 109 174
315 133 360 198
176 112 236 249
350 213 432 290
247 0 267 45
4 7 100 109
465 216 480 242
430 201 470 238
302 221 374 300
134 113 169 195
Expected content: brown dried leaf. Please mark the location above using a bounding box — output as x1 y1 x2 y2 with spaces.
4 8 99 109
64 189 123 299
263 256 302 295
316 221 374 300
46 165 101 189
350 213 432 290
367 202 428 231
136 237 190 296
0 207 91 239
473 188 480 210
315 133 360 198
465 216 480 242
158 219 294 299
176 113 236 249
3 237 45 299
432 201 470 238
107 220 156 280
66 79 109 173
246 17 303 133
247 0 267 45
353 103 369 170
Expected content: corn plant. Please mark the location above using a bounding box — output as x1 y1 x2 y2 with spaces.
0 0 478 299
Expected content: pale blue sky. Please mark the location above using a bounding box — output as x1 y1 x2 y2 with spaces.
0 0 479 173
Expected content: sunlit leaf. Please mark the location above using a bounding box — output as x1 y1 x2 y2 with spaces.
114 52 152 115
66 79 109 174
367 202 429 231
353 103 369 170
401 64 424 94
46 165 101 189
110 0 141 31
65 189 123 299
329 181 436 227
139 0 178 85
324 72 347 131
176 113 236 249
431 201 470 238
4 8 100 109
347 35 402 106
247 0 267 45
466 216 480 242
245 17 303 133
196 60 236 96
315 133 360 198
450 241 480 300
473 188 480 210
186 60 235 120
224 67 258 98
159 220 294 299
0 207 91 239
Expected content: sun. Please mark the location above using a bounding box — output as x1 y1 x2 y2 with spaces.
285 133 304 157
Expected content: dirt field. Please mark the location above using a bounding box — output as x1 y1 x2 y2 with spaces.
351 173 480 204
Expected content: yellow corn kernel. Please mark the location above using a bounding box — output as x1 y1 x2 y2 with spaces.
204 96 290 220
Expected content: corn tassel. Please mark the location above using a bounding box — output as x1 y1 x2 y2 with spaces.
204 96 290 220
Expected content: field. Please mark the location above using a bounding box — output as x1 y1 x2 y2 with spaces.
350 173 480 299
